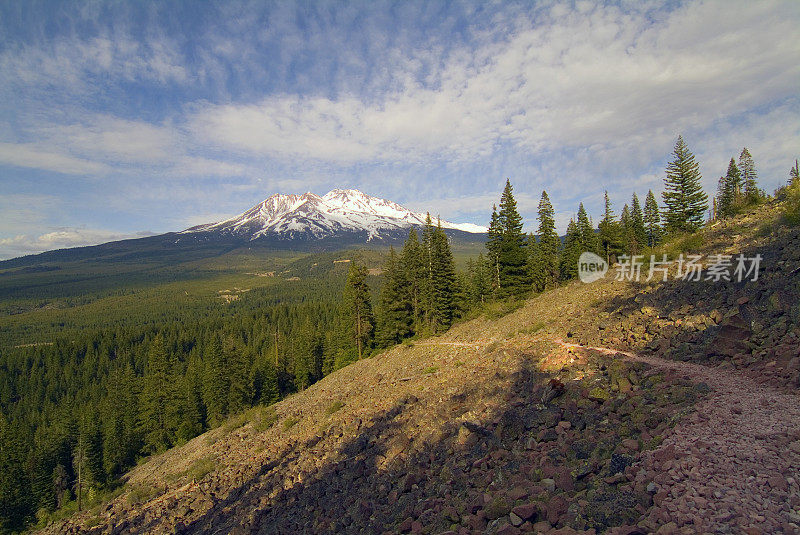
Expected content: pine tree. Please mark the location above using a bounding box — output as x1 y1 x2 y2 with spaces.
790 159 799 185
485 204 502 296
597 191 622 263
467 255 491 304
496 179 529 296
662 135 708 233
643 190 662 246
203 336 228 427
620 204 633 255
630 193 647 253
576 203 599 254
225 335 251 415
399 229 425 333
84 410 105 489
717 158 742 218
420 214 436 330
529 190 560 291
377 247 413 346
739 148 760 204
429 220 458 332
559 219 581 280
0 410 33 531
178 353 204 441
342 260 374 361
139 334 179 452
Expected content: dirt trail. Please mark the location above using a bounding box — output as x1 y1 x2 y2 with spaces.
555 339 800 534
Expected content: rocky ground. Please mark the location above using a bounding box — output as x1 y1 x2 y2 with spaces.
40 202 799 534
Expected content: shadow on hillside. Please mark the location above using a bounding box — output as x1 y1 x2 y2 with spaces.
589 226 799 364
171 357 558 534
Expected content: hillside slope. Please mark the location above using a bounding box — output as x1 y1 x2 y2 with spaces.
40 202 800 535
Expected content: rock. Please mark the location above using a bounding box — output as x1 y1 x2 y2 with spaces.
622 439 639 452
646 482 658 494
767 474 788 491
609 453 634 475
706 309 753 357
542 378 566 404
546 495 569 525
588 387 610 402
511 503 539 521
541 478 556 493
509 512 524 527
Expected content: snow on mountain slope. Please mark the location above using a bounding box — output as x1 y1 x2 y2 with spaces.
183 189 487 241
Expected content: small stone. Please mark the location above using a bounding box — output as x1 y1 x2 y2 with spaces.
509 512 524 527
646 482 658 494
511 503 539 521
622 438 639 451
767 474 788 491
541 478 556 493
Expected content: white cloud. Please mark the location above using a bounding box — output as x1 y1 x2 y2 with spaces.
188 0 800 175
0 228 154 260
0 142 111 175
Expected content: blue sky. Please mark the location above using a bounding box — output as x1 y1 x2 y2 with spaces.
1 0 798 259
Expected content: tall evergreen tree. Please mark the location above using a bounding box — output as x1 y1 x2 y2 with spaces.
139 334 180 452
643 190 662 246
496 179 529 296
178 354 205 441
399 229 425 333
717 158 742 218
467 254 491 304
377 247 413 347
485 204 502 295
576 203 599 255
790 159 800 185
619 204 633 255
559 219 581 280
203 336 228 427
598 191 622 263
662 136 708 233
739 148 760 204
630 193 647 253
225 335 251 415
429 220 458 332
0 411 32 531
529 190 560 291
342 260 374 361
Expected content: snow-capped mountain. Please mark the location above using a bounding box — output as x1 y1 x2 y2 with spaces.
182 189 487 242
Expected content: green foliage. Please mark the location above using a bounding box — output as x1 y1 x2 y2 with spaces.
325 401 345 415
529 190 560 292
341 260 374 361
739 148 761 205
717 157 742 218
662 135 708 233
252 406 279 433
597 191 622 263
126 482 160 505
376 247 413 347
282 417 299 432
496 180 529 296
784 179 800 226
644 190 662 247
421 366 439 374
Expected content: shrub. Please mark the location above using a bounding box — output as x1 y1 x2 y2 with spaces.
325 401 345 415
784 181 800 226
282 417 299 431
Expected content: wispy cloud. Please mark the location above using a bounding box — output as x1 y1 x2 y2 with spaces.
0 0 798 259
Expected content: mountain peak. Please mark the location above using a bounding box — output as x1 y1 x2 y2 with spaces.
183 189 487 242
